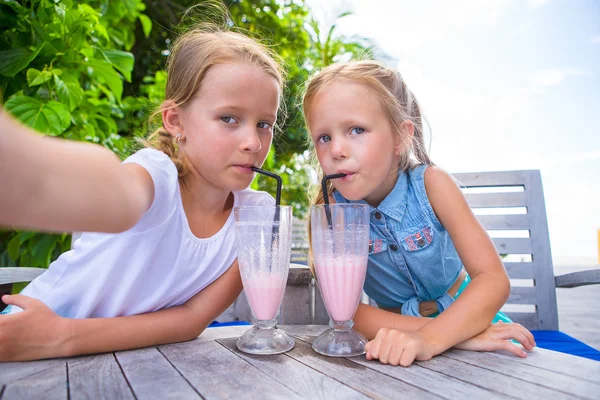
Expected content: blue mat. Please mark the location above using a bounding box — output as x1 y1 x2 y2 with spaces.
208 320 251 328
532 330 600 361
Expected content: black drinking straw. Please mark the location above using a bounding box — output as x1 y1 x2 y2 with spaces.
321 173 347 229
251 167 283 257
251 167 282 206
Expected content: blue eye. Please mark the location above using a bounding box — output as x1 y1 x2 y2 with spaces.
257 121 272 130
220 116 237 124
351 127 365 135
318 135 331 143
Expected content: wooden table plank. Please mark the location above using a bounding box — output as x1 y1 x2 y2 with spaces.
116 347 200 399
284 325 510 400
158 339 304 399
283 337 438 399
487 346 600 382
67 353 134 400
443 348 600 399
1 362 66 400
196 326 252 342
0 359 66 385
417 355 570 400
348 356 508 399
218 337 368 400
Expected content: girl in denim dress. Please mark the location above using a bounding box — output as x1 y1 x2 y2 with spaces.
304 61 535 367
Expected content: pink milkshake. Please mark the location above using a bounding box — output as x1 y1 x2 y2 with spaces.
314 254 368 322
242 275 287 321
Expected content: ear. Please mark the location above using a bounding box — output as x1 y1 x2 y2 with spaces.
394 120 414 156
162 100 184 138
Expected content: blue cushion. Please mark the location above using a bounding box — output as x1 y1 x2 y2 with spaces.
208 320 251 328
532 330 600 361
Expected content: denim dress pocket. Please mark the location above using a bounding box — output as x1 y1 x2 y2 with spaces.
368 237 388 255
400 224 434 252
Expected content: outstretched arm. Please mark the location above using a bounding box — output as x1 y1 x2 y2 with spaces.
0 109 152 233
0 260 243 361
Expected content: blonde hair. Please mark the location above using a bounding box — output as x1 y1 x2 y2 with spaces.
144 24 285 178
303 61 431 274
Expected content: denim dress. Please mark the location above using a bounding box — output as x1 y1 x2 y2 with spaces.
333 164 511 323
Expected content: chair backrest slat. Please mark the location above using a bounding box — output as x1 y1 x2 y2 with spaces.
455 169 558 330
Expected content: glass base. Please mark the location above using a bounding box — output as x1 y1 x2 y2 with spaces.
236 322 295 355
312 320 367 357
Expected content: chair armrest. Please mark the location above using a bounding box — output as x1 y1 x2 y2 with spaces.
555 269 600 288
0 267 46 285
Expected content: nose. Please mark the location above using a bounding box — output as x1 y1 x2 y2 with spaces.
241 128 262 153
330 137 347 160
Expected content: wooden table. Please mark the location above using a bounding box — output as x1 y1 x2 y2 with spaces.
1 325 598 399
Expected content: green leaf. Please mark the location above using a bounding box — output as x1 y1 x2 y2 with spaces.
26 68 53 87
139 14 152 38
30 235 57 267
54 4 67 19
18 231 36 244
0 44 44 77
87 59 123 99
54 76 84 112
94 23 110 43
7 235 21 263
102 50 134 82
5 96 71 135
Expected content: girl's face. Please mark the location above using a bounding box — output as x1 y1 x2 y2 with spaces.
307 81 402 206
179 63 279 192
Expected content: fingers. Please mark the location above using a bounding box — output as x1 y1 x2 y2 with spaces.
493 323 536 351
378 338 394 364
399 347 417 367
388 345 404 366
365 341 372 360
366 335 382 361
495 340 527 358
516 323 536 348
1 294 38 310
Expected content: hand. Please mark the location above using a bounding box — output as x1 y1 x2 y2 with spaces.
454 321 536 357
418 300 438 317
364 327 435 367
0 294 71 361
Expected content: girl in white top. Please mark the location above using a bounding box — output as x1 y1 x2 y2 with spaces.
0 25 283 361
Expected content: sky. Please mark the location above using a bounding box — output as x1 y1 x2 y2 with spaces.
305 0 600 266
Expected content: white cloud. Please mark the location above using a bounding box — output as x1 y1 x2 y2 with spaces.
590 36 600 44
312 0 516 54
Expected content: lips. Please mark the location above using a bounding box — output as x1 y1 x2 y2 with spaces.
333 170 355 182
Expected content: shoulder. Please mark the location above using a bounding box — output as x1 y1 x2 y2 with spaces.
122 148 180 230
123 148 177 176
235 188 276 206
423 165 467 221
423 165 458 189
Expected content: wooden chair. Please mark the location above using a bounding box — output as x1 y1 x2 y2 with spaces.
453 170 599 330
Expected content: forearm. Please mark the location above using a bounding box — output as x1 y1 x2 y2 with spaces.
353 303 430 340
59 306 208 358
0 111 145 232
417 271 510 354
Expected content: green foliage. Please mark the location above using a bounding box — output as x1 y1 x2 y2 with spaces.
0 0 150 275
